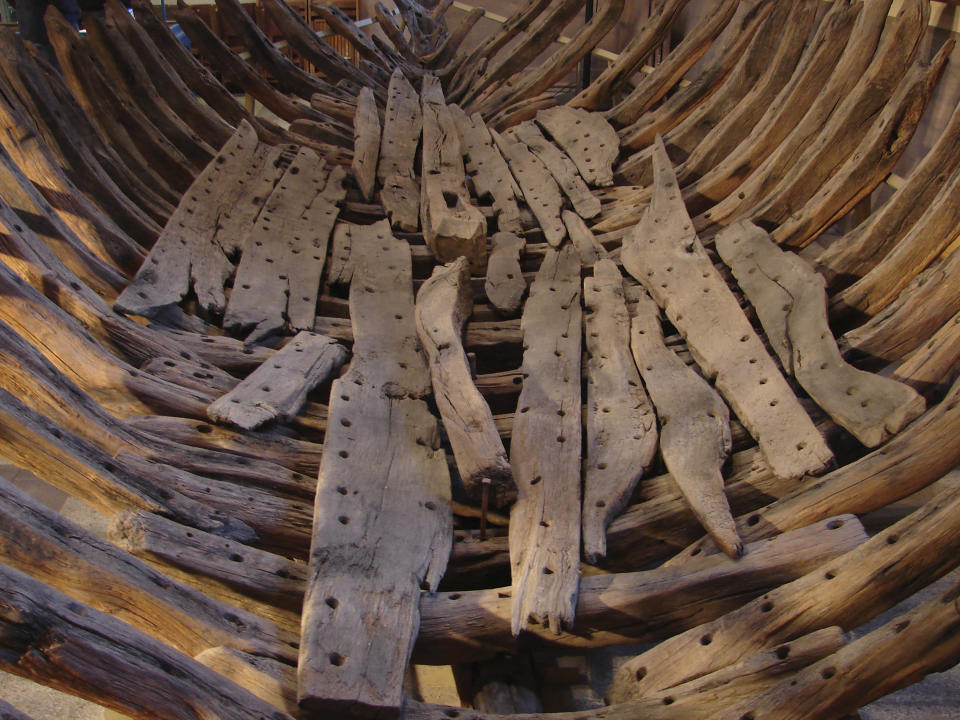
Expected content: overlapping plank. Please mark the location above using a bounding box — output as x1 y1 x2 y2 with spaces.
378 69 422 231
621 137 832 481
352 87 380 202
563 210 607 268
536 106 619 188
716 220 925 448
420 75 487 271
509 244 582 634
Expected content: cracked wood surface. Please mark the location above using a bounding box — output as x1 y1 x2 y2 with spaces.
352 87 381 202
378 69 422 231
536 106 619 188
484 231 526 316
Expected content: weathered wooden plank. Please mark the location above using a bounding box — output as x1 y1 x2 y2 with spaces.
208 332 347 430
420 75 487 271
536 106 619 189
450 104 523 233
563 210 607 268
379 69 422 232
509 244 581 634
416 257 513 507
484 231 527 316
510 121 600 219
629 286 740 558
327 222 356 288
299 222 450 717
0 564 297 720
353 87 381 202
621 137 832 481
196 647 298 716
581 259 657 563
491 128 565 247
891 310 960 400
717 221 925 448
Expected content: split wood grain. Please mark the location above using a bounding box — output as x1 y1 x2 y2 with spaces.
491 128 565 247
353 86 381 202
449 104 523 234
716 220 925 447
208 332 347 430
629 287 741 558
420 75 487 272
537 105 620 187
416 257 514 507
0 564 296 720
195 647 298 716
563 211 607 268
510 121 601 219
621 137 832 481
581 259 657 563
509 244 582 635
225 153 346 340
484 231 527 316
379 68 422 232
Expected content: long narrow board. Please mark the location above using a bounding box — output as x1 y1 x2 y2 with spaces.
208 332 348 430
716 220 925 447
535 105 619 187
509 244 582 635
582 259 657 563
225 151 346 341
420 75 487 272
621 137 832 480
352 86 380 201
378 68 422 231
299 219 450 718
629 288 742 558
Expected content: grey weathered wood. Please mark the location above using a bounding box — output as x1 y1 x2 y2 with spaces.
563 210 607 268
299 222 450 718
0 564 296 720
352 86 381 202
717 221 925 447
510 121 601 219
326 222 356 288
378 68 422 232
509 244 582 635
581 259 657 564
416 257 514 507
535 105 619 187
630 288 741 558
450 104 523 234
208 332 348 430
225 153 346 341
420 75 487 272
621 137 832 481
484 231 527 316
491 128 565 247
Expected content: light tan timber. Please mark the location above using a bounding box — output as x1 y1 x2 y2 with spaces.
0 477 296 663
581 259 657 563
450 104 523 233
724 577 960 720
621 137 832 481
509 121 601 220
225 156 347 340
298 222 450 718
421 6 484 69
379 69 422 232
509 245 582 635
563 211 607 268
816 95 960 287
420 75 487 272
716 220 925 448
629 287 740 557
0 564 297 720
491 128 565 247
208 332 348 430
568 0 688 110
891 310 960 400
196 647 298 716
606 0 738 125
484 231 527 316
535 106 619 188
608 473 960 702
416 257 514 507
114 122 262 318
772 43 950 251
353 87 381 202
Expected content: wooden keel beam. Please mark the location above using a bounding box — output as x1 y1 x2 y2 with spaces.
536 106 619 188
509 244 582 635
484 231 527 316
581 259 657 563
379 69 422 232
621 137 832 481
353 87 381 202
416 257 514 507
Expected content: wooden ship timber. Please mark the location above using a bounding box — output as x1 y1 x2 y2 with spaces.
1 0 960 717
